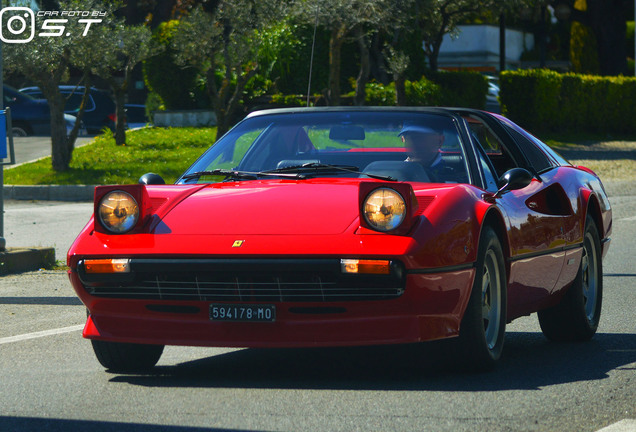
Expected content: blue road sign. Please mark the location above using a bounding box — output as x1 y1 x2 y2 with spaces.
0 110 6 159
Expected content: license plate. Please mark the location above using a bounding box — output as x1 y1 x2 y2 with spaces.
210 304 276 322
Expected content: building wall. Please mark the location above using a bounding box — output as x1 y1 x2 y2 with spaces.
437 25 535 71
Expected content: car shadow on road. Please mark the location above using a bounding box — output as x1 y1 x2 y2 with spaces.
0 416 232 432
110 332 636 391
0 296 83 306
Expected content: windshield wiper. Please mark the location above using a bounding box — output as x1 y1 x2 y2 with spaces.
181 169 305 182
265 162 361 174
183 164 397 183
360 172 398 181
266 162 397 182
266 162 358 173
182 169 257 181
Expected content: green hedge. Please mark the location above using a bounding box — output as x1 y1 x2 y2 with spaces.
500 69 636 134
363 78 441 106
426 70 488 109
263 71 488 109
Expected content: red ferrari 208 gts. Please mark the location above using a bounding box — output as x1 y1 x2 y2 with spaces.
67 107 612 372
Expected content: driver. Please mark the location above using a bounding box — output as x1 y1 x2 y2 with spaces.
399 123 446 181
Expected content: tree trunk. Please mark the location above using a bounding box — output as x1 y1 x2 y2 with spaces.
205 67 224 141
586 0 628 76
213 76 231 139
67 73 91 144
394 73 407 106
426 35 444 73
423 11 451 73
41 84 73 172
354 26 370 106
114 84 127 145
328 27 344 106
370 33 389 84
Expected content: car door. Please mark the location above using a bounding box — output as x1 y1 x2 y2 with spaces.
464 113 568 317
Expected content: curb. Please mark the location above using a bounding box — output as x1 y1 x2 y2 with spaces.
0 247 56 276
3 185 96 202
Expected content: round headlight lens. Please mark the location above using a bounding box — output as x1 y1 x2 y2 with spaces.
98 191 139 233
363 188 406 231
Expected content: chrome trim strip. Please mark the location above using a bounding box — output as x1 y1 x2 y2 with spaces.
508 242 584 263
407 263 475 274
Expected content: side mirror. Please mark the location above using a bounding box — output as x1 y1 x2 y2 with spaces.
138 172 165 185
494 168 533 198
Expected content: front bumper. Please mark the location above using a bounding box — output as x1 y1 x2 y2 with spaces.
69 258 475 348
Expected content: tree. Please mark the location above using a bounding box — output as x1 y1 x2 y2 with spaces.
375 0 424 105
172 0 287 137
256 21 306 95
2 0 115 171
143 20 202 111
296 0 393 106
415 0 536 72
83 22 155 145
569 0 629 76
384 46 411 105
415 0 495 72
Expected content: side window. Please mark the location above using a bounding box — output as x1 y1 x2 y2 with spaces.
477 150 499 192
465 116 518 177
502 123 554 173
64 92 96 111
470 122 501 153
439 129 470 184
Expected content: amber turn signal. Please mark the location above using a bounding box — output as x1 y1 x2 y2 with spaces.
84 259 131 274
340 259 391 274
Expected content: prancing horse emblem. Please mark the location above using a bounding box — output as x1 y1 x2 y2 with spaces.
232 240 245 248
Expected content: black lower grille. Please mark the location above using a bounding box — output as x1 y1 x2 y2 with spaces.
79 258 405 302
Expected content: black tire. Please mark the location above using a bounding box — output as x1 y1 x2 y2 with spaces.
453 226 507 371
12 124 29 137
538 215 602 341
91 340 164 373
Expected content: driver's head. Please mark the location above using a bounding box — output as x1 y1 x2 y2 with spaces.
399 124 444 165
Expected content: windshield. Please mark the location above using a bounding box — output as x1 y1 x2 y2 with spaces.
179 110 470 184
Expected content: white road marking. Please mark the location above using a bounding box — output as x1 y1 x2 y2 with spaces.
618 216 636 221
0 324 84 345
596 420 636 432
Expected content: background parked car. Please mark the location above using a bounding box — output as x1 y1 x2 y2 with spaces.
3 85 83 137
20 85 117 135
485 76 501 113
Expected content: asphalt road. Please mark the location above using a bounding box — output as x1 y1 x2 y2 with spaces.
0 189 634 432
8 136 93 167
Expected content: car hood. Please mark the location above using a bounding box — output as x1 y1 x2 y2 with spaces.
155 179 362 236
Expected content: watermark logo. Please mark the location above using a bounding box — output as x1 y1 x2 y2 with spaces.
0 7 105 44
0 7 34 43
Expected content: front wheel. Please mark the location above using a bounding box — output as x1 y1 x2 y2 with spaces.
538 215 602 341
453 226 507 371
91 340 164 373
